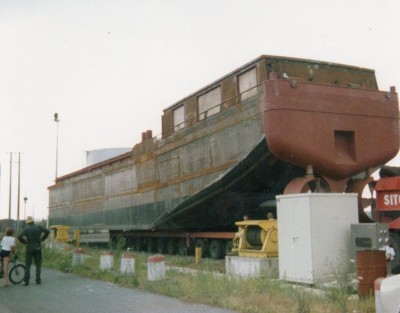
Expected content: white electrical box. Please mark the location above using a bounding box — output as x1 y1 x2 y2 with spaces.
277 193 358 284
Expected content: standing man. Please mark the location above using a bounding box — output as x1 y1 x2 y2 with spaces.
18 216 50 286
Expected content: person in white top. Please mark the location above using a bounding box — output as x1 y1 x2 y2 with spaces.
385 244 396 261
1 228 17 286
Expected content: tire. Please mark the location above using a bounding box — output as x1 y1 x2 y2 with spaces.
167 238 178 255
147 238 157 253
157 238 167 254
209 240 223 259
109 235 118 249
133 238 142 252
389 232 400 274
141 239 148 252
178 239 188 256
9 264 25 284
126 236 135 250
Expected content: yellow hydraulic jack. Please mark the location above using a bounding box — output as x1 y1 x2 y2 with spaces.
50 225 71 243
50 225 80 247
231 219 278 258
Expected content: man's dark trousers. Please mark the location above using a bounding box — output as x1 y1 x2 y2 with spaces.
25 248 42 284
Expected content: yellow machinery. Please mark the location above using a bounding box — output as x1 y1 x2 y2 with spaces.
50 225 80 247
232 219 278 258
50 225 71 242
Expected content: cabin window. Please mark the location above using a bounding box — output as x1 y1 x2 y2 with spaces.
173 105 185 132
239 67 257 101
198 86 221 120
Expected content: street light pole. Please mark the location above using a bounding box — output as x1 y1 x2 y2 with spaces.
8 152 12 224
54 113 60 180
24 196 28 221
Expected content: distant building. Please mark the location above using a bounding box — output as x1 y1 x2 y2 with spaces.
86 148 131 166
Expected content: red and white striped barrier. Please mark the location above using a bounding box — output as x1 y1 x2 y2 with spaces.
72 248 85 267
100 251 114 270
375 274 400 313
120 252 135 274
147 254 165 281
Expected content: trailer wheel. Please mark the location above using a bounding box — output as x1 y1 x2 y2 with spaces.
178 239 188 256
109 234 118 249
209 240 223 259
157 238 167 254
126 236 135 250
390 232 400 274
147 238 157 253
141 239 148 252
133 238 142 252
167 238 178 255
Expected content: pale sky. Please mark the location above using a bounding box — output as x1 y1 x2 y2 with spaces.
1 0 399 220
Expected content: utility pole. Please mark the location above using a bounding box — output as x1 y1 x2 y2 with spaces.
8 152 12 224
16 152 21 233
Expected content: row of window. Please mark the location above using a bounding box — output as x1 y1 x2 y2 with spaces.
172 67 258 132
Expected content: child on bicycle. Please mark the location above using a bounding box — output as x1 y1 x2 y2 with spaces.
1 227 17 287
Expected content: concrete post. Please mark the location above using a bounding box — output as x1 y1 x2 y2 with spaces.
100 251 113 270
72 248 85 267
147 254 165 281
120 252 135 274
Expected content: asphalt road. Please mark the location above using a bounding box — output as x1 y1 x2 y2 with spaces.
0 267 238 313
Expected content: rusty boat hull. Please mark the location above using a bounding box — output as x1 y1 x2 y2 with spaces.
262 76 399 182
48 55 399 236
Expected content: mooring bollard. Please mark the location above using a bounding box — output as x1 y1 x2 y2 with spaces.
100 251 114 270
147 254 165 281
195 247 202 264
72 248 85 267
120 252 135 274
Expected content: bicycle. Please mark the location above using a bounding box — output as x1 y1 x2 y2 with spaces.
0 254 26 284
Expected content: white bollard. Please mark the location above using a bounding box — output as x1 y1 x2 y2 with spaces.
100 251 114 271
374 278 384 313
375 274 400 313
120 252 136 274
147 254 165 281
72 248 85 267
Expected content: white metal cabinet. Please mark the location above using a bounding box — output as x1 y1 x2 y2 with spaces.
277 193 358 284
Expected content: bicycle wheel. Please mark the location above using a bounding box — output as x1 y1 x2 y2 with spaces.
9 264 25 284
